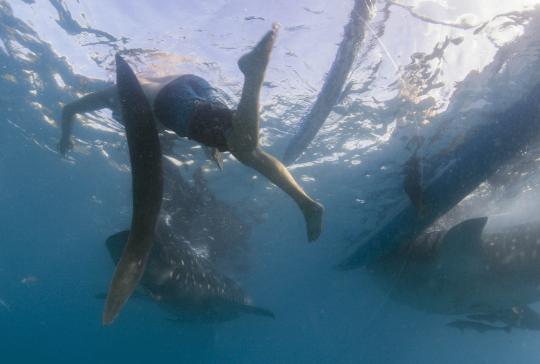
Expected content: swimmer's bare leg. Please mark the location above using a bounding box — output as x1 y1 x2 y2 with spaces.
238 148 323 241
228 25 324 241
228 25 279 149
59 86 117 154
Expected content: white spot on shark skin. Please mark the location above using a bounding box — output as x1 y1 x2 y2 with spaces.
192 246 209 259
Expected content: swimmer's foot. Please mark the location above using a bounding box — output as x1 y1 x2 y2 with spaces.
301 201 324 242
238 23 279 78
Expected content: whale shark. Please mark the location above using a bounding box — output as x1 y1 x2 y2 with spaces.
104 228 274 322
159 158 252 275
103 150 272 322
367 217 540 316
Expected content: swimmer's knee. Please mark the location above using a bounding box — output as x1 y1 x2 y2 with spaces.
227 132 257 156
231 148 258 167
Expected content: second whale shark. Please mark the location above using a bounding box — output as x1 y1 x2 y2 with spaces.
368 217 540 315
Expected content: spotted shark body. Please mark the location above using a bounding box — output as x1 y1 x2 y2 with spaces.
368 217 540 315
106 230 274 323
105 156 272 323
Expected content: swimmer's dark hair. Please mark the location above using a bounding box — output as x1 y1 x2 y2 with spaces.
188 101 233 151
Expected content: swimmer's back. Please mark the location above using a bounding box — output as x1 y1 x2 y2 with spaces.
151 75 232 149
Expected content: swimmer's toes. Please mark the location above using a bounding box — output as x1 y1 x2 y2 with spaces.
238 26 279 76
305 202 324 242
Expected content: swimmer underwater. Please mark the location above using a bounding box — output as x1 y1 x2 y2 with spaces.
59 25 324 242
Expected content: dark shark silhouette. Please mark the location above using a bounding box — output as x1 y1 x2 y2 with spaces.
368 217 540 315
103 153 272 323
105 230 274 322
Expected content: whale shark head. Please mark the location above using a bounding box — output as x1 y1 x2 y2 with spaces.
105 230 130 265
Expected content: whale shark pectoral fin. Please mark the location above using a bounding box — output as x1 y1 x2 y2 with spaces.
105 230 131 264
102 54 163 325
204 147 224 170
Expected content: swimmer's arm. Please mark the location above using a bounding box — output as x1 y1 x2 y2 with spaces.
59 86 117 154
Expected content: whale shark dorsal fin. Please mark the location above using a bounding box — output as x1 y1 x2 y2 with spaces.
444 217 488 246
439 217 489 276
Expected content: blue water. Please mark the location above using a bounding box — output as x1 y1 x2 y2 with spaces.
1 0 540 363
